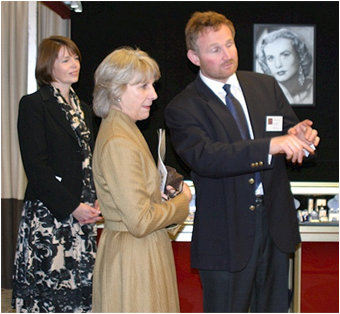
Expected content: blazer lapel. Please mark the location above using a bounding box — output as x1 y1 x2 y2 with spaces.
237 72 266 139
195 76 244 141
39 86 78 141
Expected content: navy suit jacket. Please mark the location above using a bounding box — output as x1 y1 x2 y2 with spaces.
17 85 95 221
165 71 301 272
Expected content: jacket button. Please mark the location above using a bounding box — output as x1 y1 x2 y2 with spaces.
251 163 255 167
249 178 255 185
249 205 256 211
259 161 263 166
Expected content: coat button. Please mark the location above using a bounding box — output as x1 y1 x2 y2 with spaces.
249 205 256 211
259 161 263 166
249 178 255 185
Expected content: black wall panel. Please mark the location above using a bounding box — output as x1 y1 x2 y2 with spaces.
71 1 339 182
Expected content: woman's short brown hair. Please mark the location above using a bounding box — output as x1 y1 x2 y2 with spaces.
35 36 81 87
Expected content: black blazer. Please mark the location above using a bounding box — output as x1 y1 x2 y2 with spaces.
165 71 301 272
17 85 95 221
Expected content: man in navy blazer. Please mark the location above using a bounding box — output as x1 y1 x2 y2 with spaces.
164 11 320 313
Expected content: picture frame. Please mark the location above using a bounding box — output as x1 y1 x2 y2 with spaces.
253 24 316 106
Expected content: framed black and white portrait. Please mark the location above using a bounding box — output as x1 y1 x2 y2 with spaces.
254 24 316 106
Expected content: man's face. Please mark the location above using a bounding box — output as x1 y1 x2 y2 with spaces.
188 24 238 83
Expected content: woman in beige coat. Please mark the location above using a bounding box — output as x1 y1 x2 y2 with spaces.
92 47 192 313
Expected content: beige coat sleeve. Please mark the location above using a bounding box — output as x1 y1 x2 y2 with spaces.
97 135 189 238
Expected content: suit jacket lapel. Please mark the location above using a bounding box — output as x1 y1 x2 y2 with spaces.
39 86 79 141
237 72 266 139
195 76 245 141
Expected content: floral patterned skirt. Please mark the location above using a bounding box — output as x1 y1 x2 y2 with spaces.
11 200 97 313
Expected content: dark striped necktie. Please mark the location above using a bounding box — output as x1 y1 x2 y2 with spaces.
223 84 250 140
223 84 262 191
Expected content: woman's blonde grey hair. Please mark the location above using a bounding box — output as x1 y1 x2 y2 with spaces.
93 46 161 118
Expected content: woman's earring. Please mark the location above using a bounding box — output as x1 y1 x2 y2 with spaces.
117 98 121 102
298 65 305 86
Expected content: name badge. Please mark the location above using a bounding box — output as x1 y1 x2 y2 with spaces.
266 116 283 132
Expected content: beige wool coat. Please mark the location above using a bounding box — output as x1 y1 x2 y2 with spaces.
92 109 189 313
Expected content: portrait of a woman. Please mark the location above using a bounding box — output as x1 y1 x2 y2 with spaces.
255 27 314 105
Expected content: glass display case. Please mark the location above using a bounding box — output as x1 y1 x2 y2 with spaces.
171 181 339 313
290 182 339 313
172 181 339 242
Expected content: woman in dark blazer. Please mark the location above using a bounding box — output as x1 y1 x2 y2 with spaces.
11 36 102 313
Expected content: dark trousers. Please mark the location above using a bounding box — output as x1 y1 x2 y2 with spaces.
199 204 290 313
